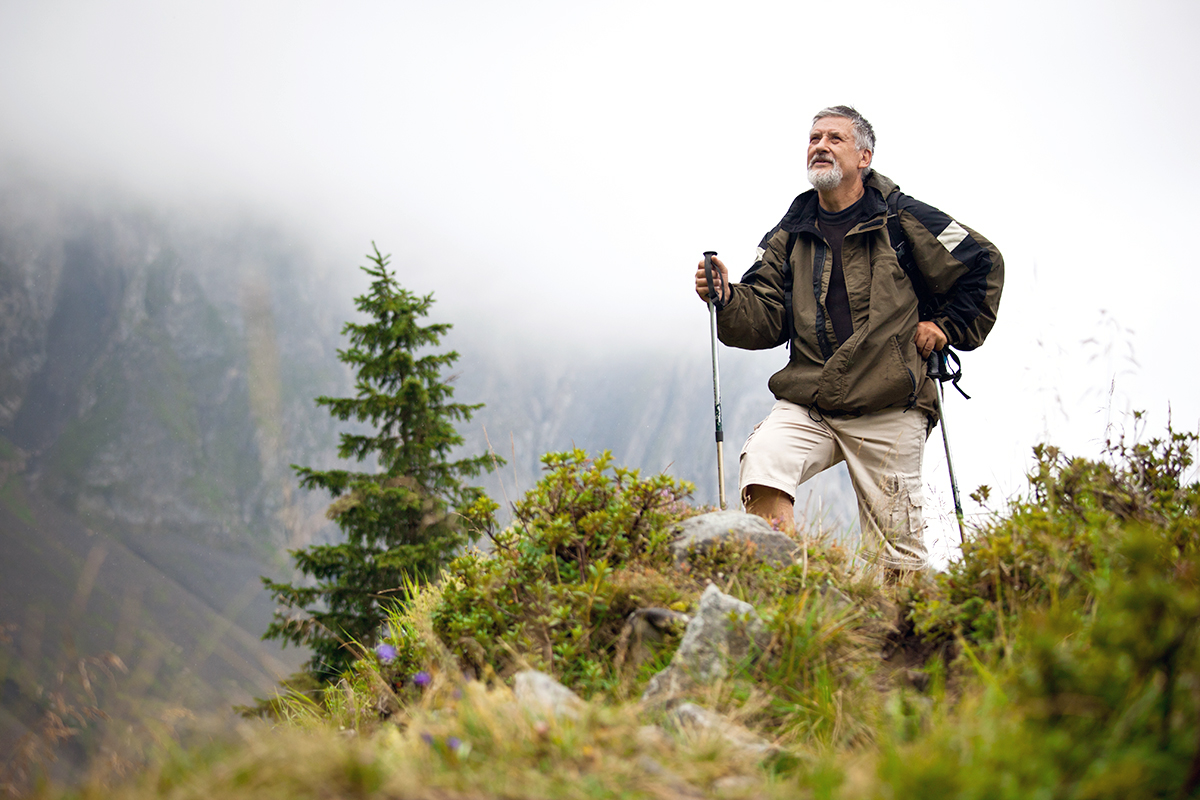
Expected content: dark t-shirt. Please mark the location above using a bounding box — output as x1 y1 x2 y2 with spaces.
817 195 868 346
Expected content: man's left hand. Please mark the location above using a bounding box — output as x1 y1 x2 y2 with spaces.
913 321 947 359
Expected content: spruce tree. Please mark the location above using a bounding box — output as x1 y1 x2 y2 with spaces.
262 245 498 681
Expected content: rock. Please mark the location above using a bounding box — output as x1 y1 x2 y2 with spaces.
512 669 586 720
635 724 672 750
713 775 763 797
615 608 691 674
642 585 772 703
671 510 799 568
667 702 783 761
634 754 706 798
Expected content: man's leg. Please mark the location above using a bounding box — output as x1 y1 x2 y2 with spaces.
743 485 796 531
827 408 929 572
739 400 841 532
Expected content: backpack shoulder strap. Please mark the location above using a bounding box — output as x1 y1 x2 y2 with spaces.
890 192 970 396
886 192 937 321
779 232 796 350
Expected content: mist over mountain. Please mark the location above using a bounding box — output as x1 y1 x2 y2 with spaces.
0 176 855 780
0 177 355 779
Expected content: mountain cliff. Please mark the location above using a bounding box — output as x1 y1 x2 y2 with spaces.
0 180 353 777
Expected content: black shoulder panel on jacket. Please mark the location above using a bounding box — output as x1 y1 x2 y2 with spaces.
893 191 995 346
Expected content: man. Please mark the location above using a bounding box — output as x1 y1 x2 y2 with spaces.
694 105 1003 574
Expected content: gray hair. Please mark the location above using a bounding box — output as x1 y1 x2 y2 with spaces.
812 105 875 153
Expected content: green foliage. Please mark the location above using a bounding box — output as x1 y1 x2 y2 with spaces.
431 449 694 695
262 245 499 682
887 415 1200 796
50 415 1200 800
912 416 1200 654
683 533 855 609
882 522 1200 797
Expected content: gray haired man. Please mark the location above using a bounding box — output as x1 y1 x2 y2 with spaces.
694 105 1003 575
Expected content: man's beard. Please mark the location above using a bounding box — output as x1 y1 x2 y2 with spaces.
807 158 843 191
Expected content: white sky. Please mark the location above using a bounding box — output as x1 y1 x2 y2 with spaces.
3 0 1199 547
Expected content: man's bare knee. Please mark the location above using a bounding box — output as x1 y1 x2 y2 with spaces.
742 484 795 532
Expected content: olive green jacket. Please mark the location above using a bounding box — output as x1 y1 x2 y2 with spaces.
717 171 1004 420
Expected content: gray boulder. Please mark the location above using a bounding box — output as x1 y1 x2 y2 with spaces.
642 584 772 702
671 510 798 568
513 669 586 720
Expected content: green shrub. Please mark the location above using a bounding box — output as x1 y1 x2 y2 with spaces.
882 522 1200 798
884 416 1200 796
911 417 1200 656
430 449 695 696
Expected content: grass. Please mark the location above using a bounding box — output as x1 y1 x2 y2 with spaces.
17 419 1200 799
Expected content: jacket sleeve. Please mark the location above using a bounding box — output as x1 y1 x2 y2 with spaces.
715 225 790 351
896 193 1004 351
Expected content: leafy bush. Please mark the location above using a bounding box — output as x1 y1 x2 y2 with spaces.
430 449 695 696
883 416 1200 796
882 521 1200 798
911 417 1200 654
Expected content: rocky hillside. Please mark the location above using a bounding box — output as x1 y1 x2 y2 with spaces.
20 416 1200 799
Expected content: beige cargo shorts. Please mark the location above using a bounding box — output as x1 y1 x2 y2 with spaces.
738 399 929 570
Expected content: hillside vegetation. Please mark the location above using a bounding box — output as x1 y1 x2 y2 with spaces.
18 416 1200 799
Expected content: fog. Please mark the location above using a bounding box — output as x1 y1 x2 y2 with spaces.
3 0 1199 528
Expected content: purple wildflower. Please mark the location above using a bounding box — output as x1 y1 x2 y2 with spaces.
413 670 431 687
420 731 434 745
374 643 397 664
446 736 462 751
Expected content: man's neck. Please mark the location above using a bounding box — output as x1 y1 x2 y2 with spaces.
817 178 866 213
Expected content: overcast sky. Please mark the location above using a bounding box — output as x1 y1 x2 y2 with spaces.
3 0 1198 543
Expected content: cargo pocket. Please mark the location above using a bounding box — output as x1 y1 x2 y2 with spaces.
739 418 766 465
880 473 927 565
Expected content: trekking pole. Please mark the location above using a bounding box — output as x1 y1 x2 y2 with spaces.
703 251 727 509
928 350 965 543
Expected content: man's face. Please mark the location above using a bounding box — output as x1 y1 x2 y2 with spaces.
807 116 871 192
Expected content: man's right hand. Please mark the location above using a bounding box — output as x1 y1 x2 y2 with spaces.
694 255 731 305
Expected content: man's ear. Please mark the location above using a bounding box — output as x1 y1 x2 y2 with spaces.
859 148 873 170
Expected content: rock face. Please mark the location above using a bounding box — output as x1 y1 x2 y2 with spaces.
670 510 799 569
0 184 356 767
642 584 773 703
0 186 352 554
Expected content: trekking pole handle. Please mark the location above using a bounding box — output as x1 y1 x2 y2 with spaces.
926 349 947 381
704 251 720 306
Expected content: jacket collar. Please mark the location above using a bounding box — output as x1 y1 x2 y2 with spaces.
779 171 897 235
